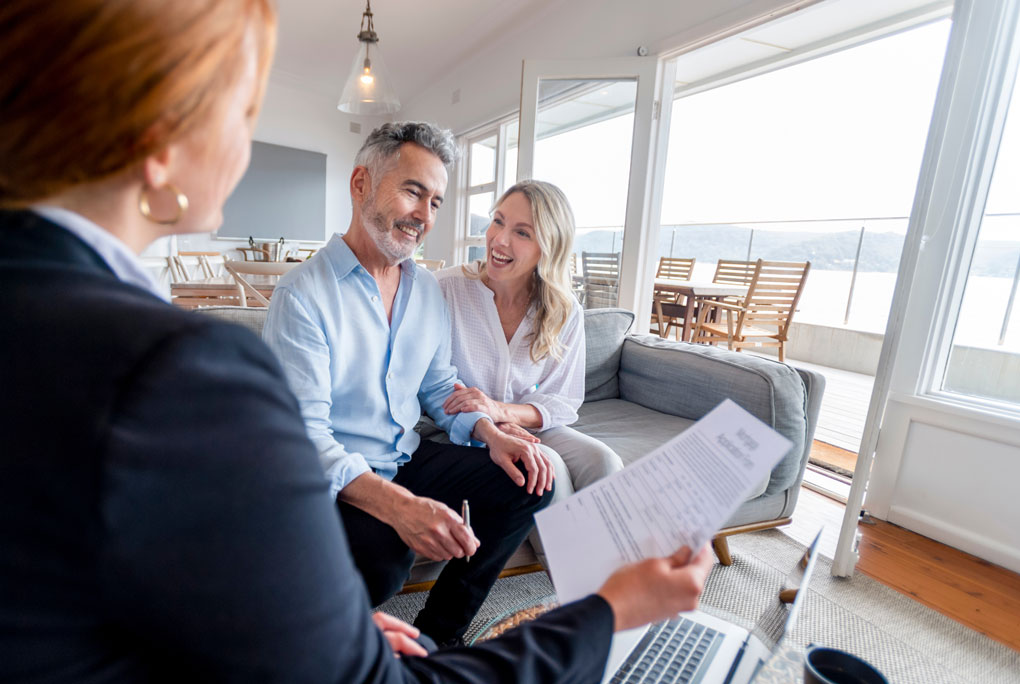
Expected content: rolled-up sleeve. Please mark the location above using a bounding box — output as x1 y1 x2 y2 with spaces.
417 302 489 444
263 287 370 499
519 305 586 430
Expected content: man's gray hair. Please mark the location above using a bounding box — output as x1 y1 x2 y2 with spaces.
354 122 459 177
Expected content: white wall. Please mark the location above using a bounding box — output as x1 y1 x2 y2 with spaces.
398 0 808 266
869 398 1020 573
171 72 384 256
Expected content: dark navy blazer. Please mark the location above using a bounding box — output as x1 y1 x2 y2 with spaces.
0 210 613 683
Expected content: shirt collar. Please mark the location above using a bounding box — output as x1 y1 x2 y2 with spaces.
30 205 167 301
326 232 418 281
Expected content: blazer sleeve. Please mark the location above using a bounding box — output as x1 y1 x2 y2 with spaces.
96 320 613 683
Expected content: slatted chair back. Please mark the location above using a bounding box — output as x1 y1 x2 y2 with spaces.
581 251 620 309
656 257 695 281
172 251 222 280
713 259 756 285
739 260 811 339
692 259 810 361
650 257 696 337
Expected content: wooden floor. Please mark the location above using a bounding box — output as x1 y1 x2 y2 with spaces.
809 440 858 478
784 487 1020 652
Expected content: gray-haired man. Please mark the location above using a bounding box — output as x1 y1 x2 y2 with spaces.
263 122 555 646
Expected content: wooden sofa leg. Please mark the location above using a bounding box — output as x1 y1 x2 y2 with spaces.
712 536 733 566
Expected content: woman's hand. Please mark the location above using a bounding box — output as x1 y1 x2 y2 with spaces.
372 612 428 657
597 546 714 632
444 383 508 422
496 421 540 443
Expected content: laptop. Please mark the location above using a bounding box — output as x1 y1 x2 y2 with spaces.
600 530 822 684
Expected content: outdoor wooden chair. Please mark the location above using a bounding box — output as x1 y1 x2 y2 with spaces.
650 256 695 338
582 251 620 309
691 259 810 362
683 258 758 328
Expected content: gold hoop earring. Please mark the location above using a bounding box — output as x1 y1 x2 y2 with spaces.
139 183 189 225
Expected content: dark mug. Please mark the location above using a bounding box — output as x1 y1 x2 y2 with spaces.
803 645 888 684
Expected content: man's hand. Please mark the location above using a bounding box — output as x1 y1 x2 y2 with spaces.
597 545 714 632
390 494 480 561
372 612 428 658
443 383 508 422
476 419 554 495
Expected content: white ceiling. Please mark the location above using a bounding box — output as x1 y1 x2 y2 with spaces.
272 0 550 106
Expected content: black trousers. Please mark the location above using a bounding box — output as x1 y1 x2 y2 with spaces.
338 439 553 643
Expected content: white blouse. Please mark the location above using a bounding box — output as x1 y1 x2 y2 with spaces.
435 265 586 431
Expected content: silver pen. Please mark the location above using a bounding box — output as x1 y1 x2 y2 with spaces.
462 499 471 563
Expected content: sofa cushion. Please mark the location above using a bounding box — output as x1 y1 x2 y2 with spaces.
196 306 267 337
617 335 807 497
583 308 635 402
573 398 769 500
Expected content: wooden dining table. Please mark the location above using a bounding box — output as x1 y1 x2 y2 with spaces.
653 278 749 342
170 274 280 309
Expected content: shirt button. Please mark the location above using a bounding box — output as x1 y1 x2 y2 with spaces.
387 372 393 380
371 295 378 302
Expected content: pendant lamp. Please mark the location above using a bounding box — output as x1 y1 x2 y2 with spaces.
337 0 400 115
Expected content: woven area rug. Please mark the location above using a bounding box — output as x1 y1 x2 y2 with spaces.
379 530 1020 683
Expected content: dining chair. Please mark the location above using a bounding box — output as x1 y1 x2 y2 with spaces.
171 251 222 281
690 259 810 362
650 256 695 338
413 258 446 271
223 259 301 307
581 251 620 309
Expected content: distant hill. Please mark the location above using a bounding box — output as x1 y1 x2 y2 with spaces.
572 224 1019 277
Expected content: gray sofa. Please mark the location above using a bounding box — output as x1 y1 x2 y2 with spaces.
195 306 823 581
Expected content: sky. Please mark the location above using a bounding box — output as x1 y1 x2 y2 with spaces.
522 19 1020 244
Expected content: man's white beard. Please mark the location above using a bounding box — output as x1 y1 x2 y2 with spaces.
363 199 419 266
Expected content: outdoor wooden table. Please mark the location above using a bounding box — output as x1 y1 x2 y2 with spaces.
653 278 749 342
170 274 279 309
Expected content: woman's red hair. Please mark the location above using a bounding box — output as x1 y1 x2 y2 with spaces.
0 0 277 207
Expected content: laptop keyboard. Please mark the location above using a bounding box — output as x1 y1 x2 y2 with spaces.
609 617 722 684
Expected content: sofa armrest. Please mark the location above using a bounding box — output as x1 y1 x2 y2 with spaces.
617 335 824 497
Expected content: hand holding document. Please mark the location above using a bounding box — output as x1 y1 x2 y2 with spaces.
535 399 792 603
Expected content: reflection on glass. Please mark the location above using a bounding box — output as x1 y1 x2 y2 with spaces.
943 63 1020 404
470 135 496 187
533 78 637 309
467 245 486 264
468 192 494 237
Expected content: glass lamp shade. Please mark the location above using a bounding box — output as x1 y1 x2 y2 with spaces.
338 40 400 115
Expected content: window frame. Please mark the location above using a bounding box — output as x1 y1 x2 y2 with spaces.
457 118 518 266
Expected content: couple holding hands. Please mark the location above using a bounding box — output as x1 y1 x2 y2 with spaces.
261 121 624 647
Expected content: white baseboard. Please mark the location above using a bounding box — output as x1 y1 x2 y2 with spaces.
888 505 1020 574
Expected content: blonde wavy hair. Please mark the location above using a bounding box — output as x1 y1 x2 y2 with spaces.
466 180 577 363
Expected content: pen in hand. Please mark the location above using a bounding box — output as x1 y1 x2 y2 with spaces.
462 499 471 563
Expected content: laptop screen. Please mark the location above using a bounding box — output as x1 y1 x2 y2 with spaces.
750 529 823 656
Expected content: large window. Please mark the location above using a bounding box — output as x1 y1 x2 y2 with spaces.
459 120 518 265
942 61 1020 406
658 19 951 339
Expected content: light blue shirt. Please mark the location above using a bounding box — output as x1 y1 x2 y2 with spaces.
263 235 488 501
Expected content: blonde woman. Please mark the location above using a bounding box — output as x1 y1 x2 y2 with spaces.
437 180 623 501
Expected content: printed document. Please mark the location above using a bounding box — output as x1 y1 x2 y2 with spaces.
535 399 792 603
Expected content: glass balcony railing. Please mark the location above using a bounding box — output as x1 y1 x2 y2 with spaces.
567 216 1020 353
